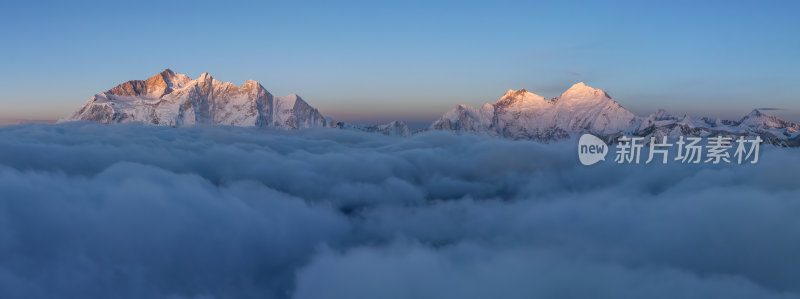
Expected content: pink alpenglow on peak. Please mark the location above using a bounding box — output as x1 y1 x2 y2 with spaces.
432 83 636 140
431 83 800 146
60 70 330 129
60 73 800 146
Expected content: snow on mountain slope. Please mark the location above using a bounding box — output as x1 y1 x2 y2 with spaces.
60 69 328 129
738 109 800 134
374 120 412 136
335 120 412 137
272 94 328 129
550 83 636 134
430 103 495 135
61 72 800 146
623 109 800 146
430 83 800 146
432 83 636 140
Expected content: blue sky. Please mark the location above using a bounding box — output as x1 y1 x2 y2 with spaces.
1 0 798 124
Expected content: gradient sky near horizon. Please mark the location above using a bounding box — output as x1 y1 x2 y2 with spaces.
1 0 798 124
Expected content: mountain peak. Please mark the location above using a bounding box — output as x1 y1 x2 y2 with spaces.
737 109 800 134
557 82 612 102
501 88 543 100
198 72 213 81
62 70 328 129
648 109 674 120
570 82 589 88
503 89 526 96
242 79 261 88
149 68 178 83
740 109 774 124
495 89 547 108
564 82 602 93
436 84 635 139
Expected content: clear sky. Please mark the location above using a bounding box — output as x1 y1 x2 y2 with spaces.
1 0 798 124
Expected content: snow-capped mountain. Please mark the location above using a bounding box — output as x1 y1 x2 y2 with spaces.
432 83 636 141
61 72 800 146
431 83 800 146
60 69 329 129
335 120 411 137
630 109 800 146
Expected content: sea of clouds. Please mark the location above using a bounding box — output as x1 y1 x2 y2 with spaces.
0 122 799 299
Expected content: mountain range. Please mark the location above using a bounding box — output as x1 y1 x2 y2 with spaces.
60 69 329 129
60 69 800 146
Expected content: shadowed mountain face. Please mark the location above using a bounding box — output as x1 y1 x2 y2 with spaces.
61 70 800 146
431 83 637 141
431 83 800 146
60 69 329 129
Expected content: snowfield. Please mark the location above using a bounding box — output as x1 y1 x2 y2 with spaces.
1 123 799 299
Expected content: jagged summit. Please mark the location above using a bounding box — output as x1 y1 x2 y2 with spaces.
503 88 531 96
745 109 764 118
495 88 548 109
60 70 329 129
157 68 175 77
59 69 418 135
61 73 800 146
198 72 213 80
433 83 635 140
430 83 800 145
739 109 800 133
501 88 539 97
106 69 191 98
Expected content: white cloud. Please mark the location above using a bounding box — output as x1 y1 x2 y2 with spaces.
0 122 798 298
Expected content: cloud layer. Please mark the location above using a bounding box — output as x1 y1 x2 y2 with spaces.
1 122 799 299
